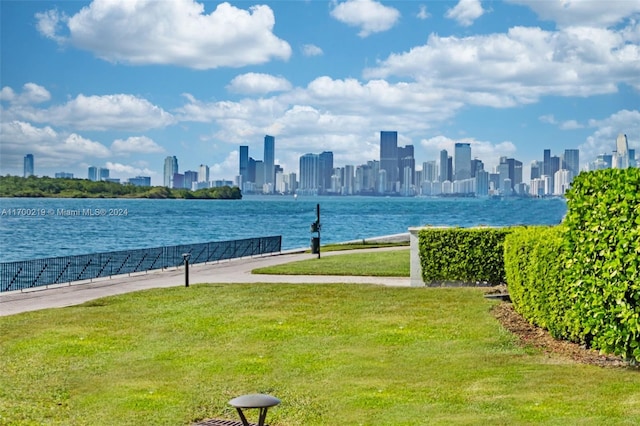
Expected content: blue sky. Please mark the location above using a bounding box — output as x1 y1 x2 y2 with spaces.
1 0 639 186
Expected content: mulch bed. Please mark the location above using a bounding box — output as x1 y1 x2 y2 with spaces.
491 301 637 368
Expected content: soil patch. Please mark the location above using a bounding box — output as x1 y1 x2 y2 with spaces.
491 300 637 369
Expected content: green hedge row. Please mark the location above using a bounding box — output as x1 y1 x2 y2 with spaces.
562 168 640 360
503 226 571 338
504 169 640 362
418 227 510 285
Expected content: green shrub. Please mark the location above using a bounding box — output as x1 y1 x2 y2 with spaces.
503 226 569 337
419 227 510 285
562 168 640 361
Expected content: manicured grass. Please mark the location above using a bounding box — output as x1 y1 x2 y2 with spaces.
321 241 409 252
253 249 410 277
1 284 639 425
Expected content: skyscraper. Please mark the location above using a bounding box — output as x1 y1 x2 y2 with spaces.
164 156 178 187
319 151 334 194
563 149 580 180
239 146 249 185
379 131 398 193
23 154 34 177
454 143 471 181
198 164 210 183
439 149 449 182
264 135 275 192
397 145 415 187
299 153 319 192
88 166 98 181
543 149 551 177
614 134 629 169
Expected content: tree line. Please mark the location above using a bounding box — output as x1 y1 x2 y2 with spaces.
0 176 242 199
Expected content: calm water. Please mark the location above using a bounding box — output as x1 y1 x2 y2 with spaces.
0 196 567 263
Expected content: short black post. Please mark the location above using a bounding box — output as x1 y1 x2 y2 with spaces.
182 253 191 287
316 203 321 259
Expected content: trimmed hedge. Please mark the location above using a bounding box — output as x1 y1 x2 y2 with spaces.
503 169 640 362
562 168 640 361
503 226 571 338
419 227 509 285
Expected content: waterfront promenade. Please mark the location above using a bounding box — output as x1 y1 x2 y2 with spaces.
0 234 410 317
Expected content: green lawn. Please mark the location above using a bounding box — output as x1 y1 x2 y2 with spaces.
1 284 639 425
253 249 410 277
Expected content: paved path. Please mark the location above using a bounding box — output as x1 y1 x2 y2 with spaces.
0 246 410 317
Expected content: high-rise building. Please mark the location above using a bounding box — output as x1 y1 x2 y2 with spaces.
99 168 110 181
439 149 449 182
299 153 319 193
476 170 489 196
398 145 415 188
164 156 178 187
172 173 185 189
239 146 249 185
613 134 629 169
563 149 580 180
543 149 551 176
23 154 34 177
128 176 151 187
454 143 471 181
319 151 334 194
530 160 542 180
470 159 484 178
184 170 198 189
379 131 398 193
199 164 210 184
422 161 437 182
263 135 275 192
55 172 74 178
88 166 98 181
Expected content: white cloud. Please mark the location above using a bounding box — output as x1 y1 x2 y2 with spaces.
226 73 293 95
302 44 324 57
0 83 51 105
364 25 640 105
111 136 165 154
559 120 583 130
0 120 111 172
105 161 156 177
36 0 291 69
209 150 239 181
61 133 110 157
539 115 583 130
4 92 175 131
579 109 640 162
539 114 557 124
506 0 640 28
420 135 517 172
35 9 67 43
330 0 401 37
417 5 431 20
445 0 485 27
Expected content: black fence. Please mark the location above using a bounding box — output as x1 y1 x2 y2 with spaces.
0 236 282 293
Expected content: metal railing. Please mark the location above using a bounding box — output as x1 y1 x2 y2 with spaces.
0 236 282 292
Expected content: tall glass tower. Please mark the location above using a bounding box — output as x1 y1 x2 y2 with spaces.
239 145 249 184
454 143 471 181
439 149 449 182
23 154 34 177
163 156 178 187
264 135 275 192
379 131 398 193
299 153 319 192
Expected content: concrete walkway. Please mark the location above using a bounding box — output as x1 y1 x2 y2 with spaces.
0 244 410 317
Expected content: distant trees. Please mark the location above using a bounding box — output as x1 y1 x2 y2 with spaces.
0 176 242 200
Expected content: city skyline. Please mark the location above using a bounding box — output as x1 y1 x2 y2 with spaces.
1 1 639 185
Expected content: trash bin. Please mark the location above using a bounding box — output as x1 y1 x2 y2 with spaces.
311 237 320 254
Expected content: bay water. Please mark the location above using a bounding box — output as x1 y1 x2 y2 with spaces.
0 195 567 263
